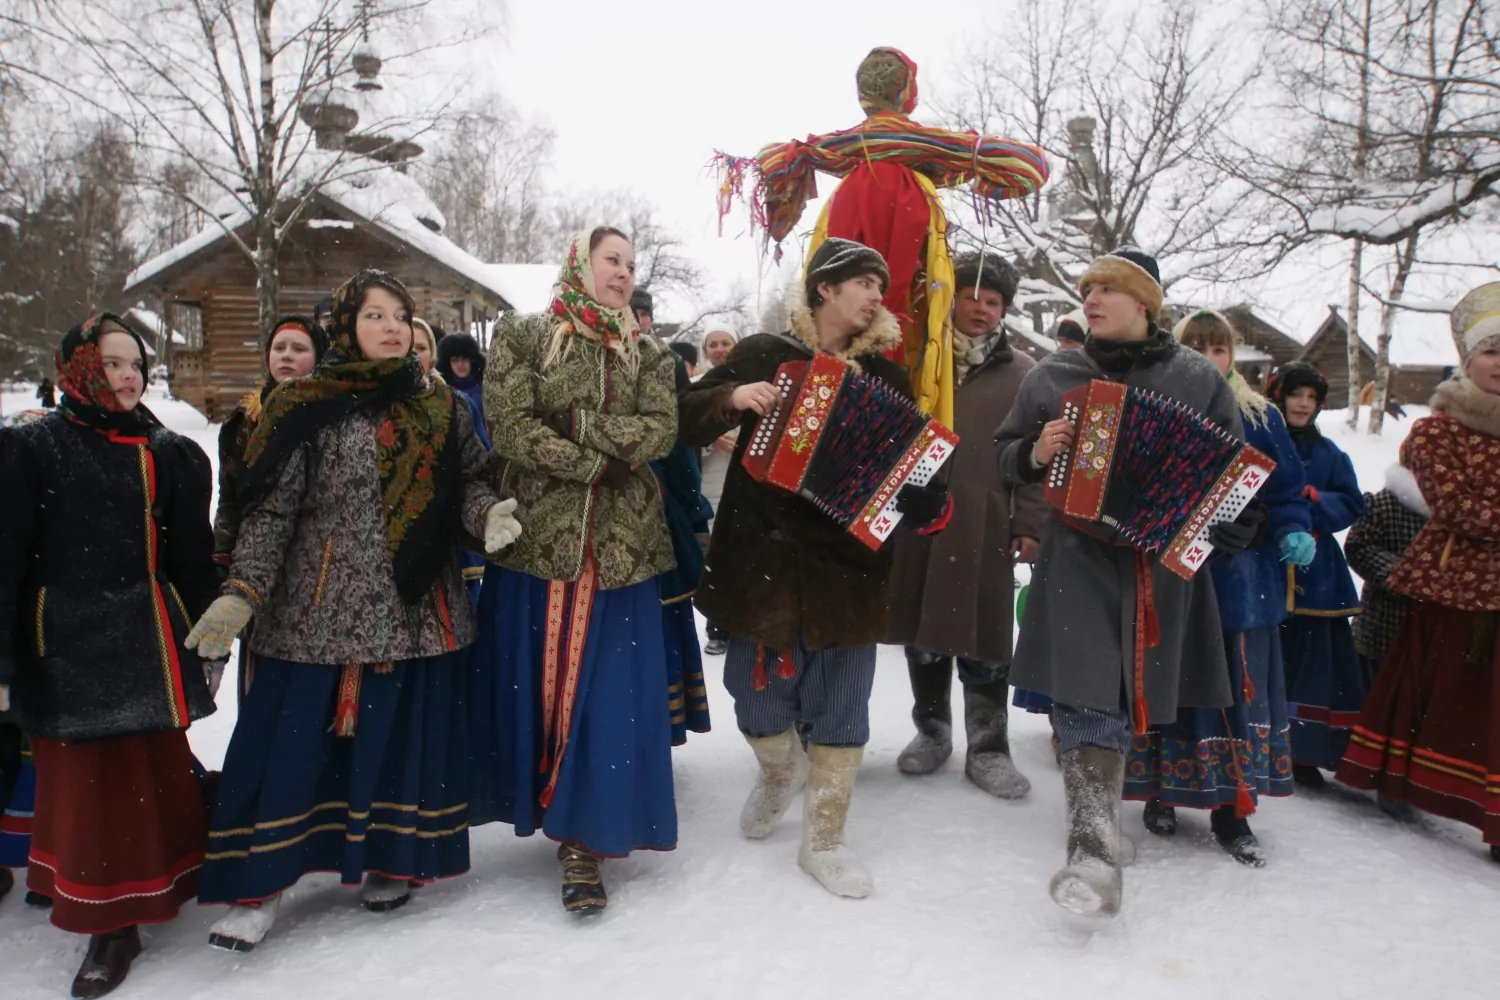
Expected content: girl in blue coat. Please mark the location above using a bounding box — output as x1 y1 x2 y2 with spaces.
1126 312 1315 865
1267 363 1366 785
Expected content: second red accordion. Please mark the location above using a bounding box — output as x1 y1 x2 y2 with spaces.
1045 379 1276 579
741 353 959 550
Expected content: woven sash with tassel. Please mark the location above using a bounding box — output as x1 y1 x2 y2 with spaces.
538 560 599 808
331 662 395 737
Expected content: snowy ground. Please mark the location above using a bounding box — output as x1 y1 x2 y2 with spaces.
4 388 1499 1000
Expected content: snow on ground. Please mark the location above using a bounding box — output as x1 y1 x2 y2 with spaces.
4 389 1499 1000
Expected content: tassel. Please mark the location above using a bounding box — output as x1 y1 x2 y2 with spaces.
1132 693 1150 737
1235 780 1257 818
1220 708 1258 818
775 647 796 680
1131 549 1158 736
331 663 362 738
751 646 769 691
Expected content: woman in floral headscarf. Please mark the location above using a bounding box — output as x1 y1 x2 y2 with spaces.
470 227 679 913
185 269 521 953
0 314 219 997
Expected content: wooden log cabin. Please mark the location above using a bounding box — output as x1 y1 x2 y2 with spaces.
122 186 529 422
1294 306 1456 409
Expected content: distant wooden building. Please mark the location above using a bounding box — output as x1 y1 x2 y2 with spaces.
1294 307 1455 409
122 45 547 422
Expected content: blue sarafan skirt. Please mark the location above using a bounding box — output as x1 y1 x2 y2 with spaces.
1281 614 1366 770
469 564 677 857
0 726 36 868
199 652 471 905
1125 627 1294 809
662 597 711 745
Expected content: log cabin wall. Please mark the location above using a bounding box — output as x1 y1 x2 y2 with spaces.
141 217 500 421
1298 331 1374 410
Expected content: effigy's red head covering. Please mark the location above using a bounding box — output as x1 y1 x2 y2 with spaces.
857 47 918 116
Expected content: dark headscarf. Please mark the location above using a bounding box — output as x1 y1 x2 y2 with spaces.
240 269 464 604
55 312 163 433
1266 362 1328 443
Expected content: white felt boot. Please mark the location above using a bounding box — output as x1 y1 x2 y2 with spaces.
740 729 811 839
798 744 872 898
1049 746 1125 918
209 894 282 952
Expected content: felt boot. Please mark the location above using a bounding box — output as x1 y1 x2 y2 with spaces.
209 894 281 952
963 677 1030 799
1049 746 1125 918
740 729 811 839
799 745 871 898
897 654 953 775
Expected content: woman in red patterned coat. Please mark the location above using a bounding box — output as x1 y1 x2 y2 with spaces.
1338 282 1500 863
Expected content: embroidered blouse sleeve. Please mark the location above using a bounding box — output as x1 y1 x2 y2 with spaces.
1403 416 1500 541
570 343 678 464
485 313 607 484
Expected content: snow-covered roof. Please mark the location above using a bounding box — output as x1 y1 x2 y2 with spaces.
122 158 519 309
1236 344 1274 363
125 306 184 349
480 263 557 315
126 210 251 290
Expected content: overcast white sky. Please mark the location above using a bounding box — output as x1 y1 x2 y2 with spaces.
465 2 1494 348
482 1 998 324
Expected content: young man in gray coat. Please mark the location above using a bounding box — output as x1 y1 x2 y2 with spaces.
886 253 1049 798
994 247 1264 918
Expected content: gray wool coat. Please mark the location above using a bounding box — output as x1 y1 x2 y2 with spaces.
885 338 1050 663
995 343 1241 720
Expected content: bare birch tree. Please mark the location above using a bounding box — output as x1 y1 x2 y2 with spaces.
935 0 1259 340
1231 0 1499 432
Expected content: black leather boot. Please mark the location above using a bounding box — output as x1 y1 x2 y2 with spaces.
71 926 142 998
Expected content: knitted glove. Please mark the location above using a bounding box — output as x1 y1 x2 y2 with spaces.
203 659 227 699
1278 531 1317 567
0 684 8 713
1302 484 1321 503
896 482 951 530
1209 503 1267 559
484 498 523 553
185 594 253 660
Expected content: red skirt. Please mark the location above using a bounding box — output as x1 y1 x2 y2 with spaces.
28 729 205 934
1337 602 1500 845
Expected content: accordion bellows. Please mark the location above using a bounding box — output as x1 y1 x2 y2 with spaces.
742 354 958 550
1045 380 1276 579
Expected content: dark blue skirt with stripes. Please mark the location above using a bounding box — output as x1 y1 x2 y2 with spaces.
662 598 711 745
0 725 35 868
199 652 470 905
469 565 677 858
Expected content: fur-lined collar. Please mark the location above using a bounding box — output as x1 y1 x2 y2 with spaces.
1431 377 1500 438
1384 463 1430 518
239 389 264 423
785 282 902 364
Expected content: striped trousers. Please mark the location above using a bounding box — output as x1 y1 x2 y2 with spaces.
723 637 877 747
1052 703 1133 755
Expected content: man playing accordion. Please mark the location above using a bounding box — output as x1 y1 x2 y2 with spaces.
995 247 1265 918
678 238 949 899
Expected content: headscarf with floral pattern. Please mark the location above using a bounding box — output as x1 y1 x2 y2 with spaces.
240 269 463 604
543 229 642 374
55 312 162 433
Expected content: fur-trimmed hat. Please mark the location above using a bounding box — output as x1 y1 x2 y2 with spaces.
805 237 891 306
953 252 1018 307
1055 308 1087 344
1078 247 1163 319
1266 362 1328 409
1451 282 1500 360
629 288 654 318
436 331 485 383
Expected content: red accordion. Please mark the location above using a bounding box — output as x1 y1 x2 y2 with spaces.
1045 379 1276 579
741 353 959 550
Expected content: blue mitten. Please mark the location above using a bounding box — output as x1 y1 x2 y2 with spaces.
1279 531 1317 567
